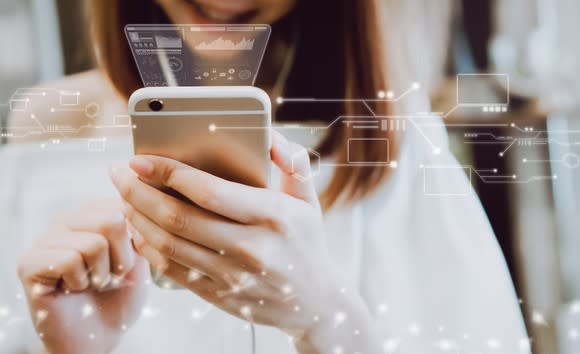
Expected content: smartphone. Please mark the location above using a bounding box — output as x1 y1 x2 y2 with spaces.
128 86 271 289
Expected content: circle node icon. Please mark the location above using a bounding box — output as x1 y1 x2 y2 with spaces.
238 70 252 80
85 102 100 118
167 57 183 72
563 153 580 169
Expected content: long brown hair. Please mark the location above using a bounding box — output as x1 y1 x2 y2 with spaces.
90 0 396 210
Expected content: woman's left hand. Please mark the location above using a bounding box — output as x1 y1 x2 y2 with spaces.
110 131 380 353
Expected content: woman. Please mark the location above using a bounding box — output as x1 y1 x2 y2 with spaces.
2 0 530 353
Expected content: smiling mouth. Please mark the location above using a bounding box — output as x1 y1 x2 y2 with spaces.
185 0 259 23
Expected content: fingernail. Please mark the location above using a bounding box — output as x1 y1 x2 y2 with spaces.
130 156 155 176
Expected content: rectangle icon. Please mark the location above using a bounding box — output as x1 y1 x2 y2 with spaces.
423 166 472 196
347 138 390 164
87 138 107 152
59 91 80 106
9 99 27 112
456 74 509 106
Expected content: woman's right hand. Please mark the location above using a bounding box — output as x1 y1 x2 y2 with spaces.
17 200 149 354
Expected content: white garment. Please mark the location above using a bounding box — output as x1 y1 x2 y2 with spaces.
0 118 529 354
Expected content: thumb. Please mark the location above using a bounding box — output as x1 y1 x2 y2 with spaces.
270 130 320 209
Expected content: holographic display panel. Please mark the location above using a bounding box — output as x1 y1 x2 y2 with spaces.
125 24 271 87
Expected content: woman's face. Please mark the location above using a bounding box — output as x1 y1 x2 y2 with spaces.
157 0 296 25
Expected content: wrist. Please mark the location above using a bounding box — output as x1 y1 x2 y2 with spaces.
295 291 381 354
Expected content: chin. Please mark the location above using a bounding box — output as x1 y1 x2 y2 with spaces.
181 0 260 24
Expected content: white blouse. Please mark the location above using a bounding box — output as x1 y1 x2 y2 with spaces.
0 117 529 354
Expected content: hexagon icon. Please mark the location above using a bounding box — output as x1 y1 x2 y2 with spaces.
291 148 321 182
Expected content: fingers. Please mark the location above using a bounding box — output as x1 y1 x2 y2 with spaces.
270 130 320 208
18 249 88 296
111 165 257 254
38 232 111 288
126 204 238 280
114 155 282 225
63 208 135 275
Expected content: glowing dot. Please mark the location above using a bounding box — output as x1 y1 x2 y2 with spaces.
434 339 456 352
553 175 558 179
510 123 516 127
276 97 284 105
354 329 360 335
287 264 294 271
532 310 547 325
332 346 344 354
438 325 445 332
36 310 48 322
377 303 388 314
313 315 320 322
240 306 251 317
487 338 501 349
499 152 504 157
390 161 398 168
483 107 489 112
117 265 124 271
82 304 94 318
50 108 55 113
219 249 225 255
408 323 421 335
412 82 421 90
522 158 527 163
208 123 216 132
433 147 441 155
89 333 95 340
191 308 203 320
121 324 128 331
334 312 347 326
493 169 498 173
141 306 159 319
188 269 202 282
512 175 517 179
0 307 10 318
339 287 346 294
294 306 300 312
377 91 386 99
39 333 44 338
502 106 508 112
48 265 54 271
258 300 264 305
382 338 400 353
42 92 47 96
282 284 293 294
162 281 172 289
260 271 267 277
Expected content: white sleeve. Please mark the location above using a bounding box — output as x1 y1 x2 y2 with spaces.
358 118 531 354
0 147 43 353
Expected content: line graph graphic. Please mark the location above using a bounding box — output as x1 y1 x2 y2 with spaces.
194 37 255 51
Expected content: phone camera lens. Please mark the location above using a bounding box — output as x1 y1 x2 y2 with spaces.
148 99 164 112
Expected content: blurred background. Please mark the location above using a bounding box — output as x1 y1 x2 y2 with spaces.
1 0 579 353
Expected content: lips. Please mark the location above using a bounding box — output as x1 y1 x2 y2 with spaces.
184 0 258 23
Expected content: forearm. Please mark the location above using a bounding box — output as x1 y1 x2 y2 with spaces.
295 293 382 354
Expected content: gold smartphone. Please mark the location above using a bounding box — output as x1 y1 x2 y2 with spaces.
128 86 271 289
